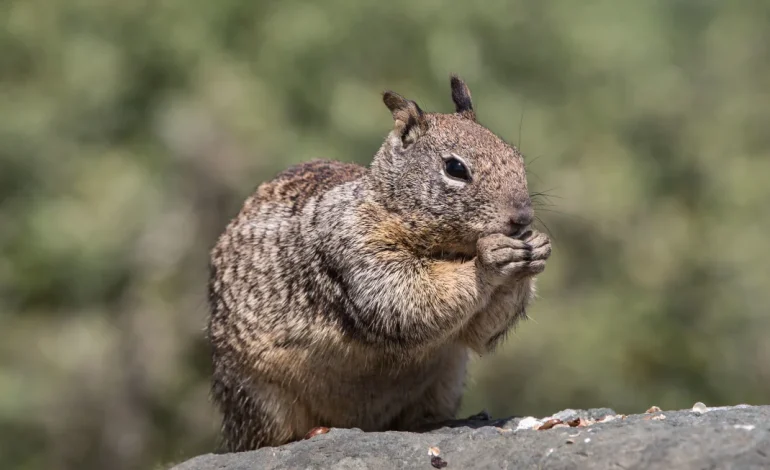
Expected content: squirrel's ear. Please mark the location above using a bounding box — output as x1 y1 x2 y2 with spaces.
450 74 476 121
382 90 428 148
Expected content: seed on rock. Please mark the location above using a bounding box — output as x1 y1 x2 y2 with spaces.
431 456 448 468
428 447 440 457
537 419 563 430
516 417 542 431
646 406 662 414
692 402 708 414
303 426 330 440
734 424 755 431
567 417 595 427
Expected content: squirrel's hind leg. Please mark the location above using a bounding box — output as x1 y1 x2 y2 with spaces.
212 376 312 452
387 345 468 433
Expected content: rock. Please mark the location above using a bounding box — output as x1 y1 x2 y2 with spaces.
171 405 770 470
547 408 617 423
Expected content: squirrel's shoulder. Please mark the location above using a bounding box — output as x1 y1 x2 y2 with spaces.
251 159 367 211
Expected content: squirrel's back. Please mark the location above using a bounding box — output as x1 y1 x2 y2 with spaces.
208 158 367 364
248 159 366 214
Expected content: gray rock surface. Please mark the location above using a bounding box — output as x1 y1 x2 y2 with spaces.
172 405 770 469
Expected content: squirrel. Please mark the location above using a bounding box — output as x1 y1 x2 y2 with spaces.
207 75 552 452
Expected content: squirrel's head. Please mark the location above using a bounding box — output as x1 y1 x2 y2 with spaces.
369 75 533 257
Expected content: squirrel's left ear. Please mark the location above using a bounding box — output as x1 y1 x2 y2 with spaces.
382 90 428 148
450 74 476 121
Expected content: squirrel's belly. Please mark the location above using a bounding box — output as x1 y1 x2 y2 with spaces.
285 342 467 431
301 365 434 430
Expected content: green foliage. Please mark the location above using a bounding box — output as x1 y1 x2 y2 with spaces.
2 1 770 469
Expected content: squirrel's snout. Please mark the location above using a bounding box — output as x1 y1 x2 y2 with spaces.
507 206 533 237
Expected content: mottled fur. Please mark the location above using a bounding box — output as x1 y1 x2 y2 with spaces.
207 76 551 451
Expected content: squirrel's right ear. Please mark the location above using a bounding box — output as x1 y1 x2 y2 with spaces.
450 74 476 121
382 91 428 148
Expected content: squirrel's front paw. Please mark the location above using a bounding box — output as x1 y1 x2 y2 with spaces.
519 229 551 273
476 231 550 283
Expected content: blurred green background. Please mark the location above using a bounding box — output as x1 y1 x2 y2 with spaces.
2 0 770 469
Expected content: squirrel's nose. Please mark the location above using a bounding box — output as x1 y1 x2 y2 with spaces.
508 206 533 235
510 206 533 226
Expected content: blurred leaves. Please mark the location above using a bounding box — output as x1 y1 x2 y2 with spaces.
1 1 770 469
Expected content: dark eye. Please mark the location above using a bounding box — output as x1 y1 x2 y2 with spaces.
444 158 471 181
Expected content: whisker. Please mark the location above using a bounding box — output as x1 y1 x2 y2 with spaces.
526 154 544 166
530 194 563 203
530 187 562 196
530 197 557 206
527 170 545 185
535 209 595 226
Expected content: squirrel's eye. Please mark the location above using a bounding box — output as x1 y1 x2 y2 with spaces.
445 158 470 181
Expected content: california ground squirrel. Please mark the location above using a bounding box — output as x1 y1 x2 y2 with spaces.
207 75 551 451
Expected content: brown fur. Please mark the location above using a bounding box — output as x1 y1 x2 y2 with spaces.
207 75 552 451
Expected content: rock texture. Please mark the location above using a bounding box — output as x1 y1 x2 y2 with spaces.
172 405 770 469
